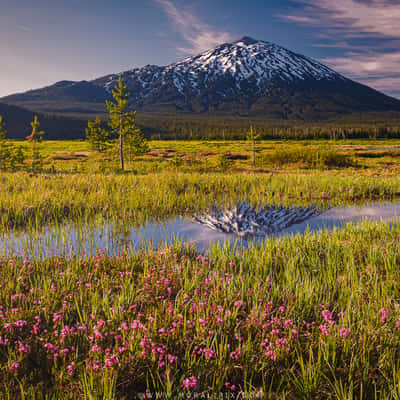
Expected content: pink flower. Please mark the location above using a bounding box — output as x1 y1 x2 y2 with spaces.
322 310 334 325
340 327 350 338
167 354 178 364
396 321 400 329
66 362 75 375
91 344 101 354
60 348 70 356
319 324 329 336
203 348 215 359
97 319 106 328
52 313 63 324
9 362 19 371
230 348 242 361
379 308 388 324
234 300 244 308
284 319 293 328
17 341 31 354
103 355 119 369
14 320 28 328
92 360 100 371
182 376 197 390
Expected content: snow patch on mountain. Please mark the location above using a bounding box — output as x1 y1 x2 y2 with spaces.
99 37 344 100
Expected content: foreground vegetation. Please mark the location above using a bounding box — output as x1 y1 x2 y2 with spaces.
1 139 400 398
0 221 400 398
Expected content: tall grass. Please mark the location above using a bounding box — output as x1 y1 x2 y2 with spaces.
265 146 356 168
0 221 399 398
0 172 399 230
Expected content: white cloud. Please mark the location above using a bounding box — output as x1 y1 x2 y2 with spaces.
282 0 400 39
154 0 233 55
322 51 400 97
279 0 400 98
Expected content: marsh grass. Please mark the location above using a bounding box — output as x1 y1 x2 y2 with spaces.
2 139 400 232
1 167 400 231
265 146 357 168
0 221 399 398
1 139 400 398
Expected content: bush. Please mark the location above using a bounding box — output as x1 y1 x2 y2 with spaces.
265 146 355 168
218 153 234 171
0 143 26 172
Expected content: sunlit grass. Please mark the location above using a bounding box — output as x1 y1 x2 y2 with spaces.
1 139 400 398
0 221 399 398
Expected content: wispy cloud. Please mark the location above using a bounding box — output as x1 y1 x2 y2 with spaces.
154 0 233 55
322 51 400 98
279 0 400 98
17 25 32 33
281 0 400 39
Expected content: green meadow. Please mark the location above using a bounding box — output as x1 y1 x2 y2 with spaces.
1 139 400 399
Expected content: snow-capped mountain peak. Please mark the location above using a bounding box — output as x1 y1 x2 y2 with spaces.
4 36 400 118
101 37 343 98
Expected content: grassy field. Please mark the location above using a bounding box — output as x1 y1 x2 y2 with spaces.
7 138 400 174
1 139 400 398
2 139 400 230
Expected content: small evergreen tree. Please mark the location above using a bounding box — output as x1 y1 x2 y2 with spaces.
11 146 25 171
124 111 149 167
86 117 110 152
106 76 148 171
26 115 44 173
106 76 129 171
247 125 260 168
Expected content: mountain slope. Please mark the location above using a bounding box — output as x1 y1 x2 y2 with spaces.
3 36 400 119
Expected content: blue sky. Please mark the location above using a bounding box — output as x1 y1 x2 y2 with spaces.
1 0 399 98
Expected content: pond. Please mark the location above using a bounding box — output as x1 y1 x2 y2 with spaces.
1 202 400 258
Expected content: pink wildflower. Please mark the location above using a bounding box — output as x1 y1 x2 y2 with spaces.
230 348 242 361
340 327 350 339
182 376 197 390
379 308 388 324
203 348 216 359
66 362 75 375
319 324 329 336
9 362 19 371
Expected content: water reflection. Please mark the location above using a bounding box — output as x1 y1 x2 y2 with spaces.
1 202 400 258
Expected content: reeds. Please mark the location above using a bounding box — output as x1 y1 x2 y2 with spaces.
0 221 399 398
1 171 399 230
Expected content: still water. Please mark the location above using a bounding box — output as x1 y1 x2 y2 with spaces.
1 202 400 258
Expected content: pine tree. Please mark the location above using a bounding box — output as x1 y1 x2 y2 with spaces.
247 125 260 168
106 76 148 171
106 76 130 171
86 117 110 152
124 111 149 167
27 115 44 173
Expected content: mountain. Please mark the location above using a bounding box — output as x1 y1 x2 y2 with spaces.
3 36 400 120
0 102 87 139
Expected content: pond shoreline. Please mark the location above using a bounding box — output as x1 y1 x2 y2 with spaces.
1 201 400 258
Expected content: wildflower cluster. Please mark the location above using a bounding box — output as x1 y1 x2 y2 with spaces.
0 241 399 398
